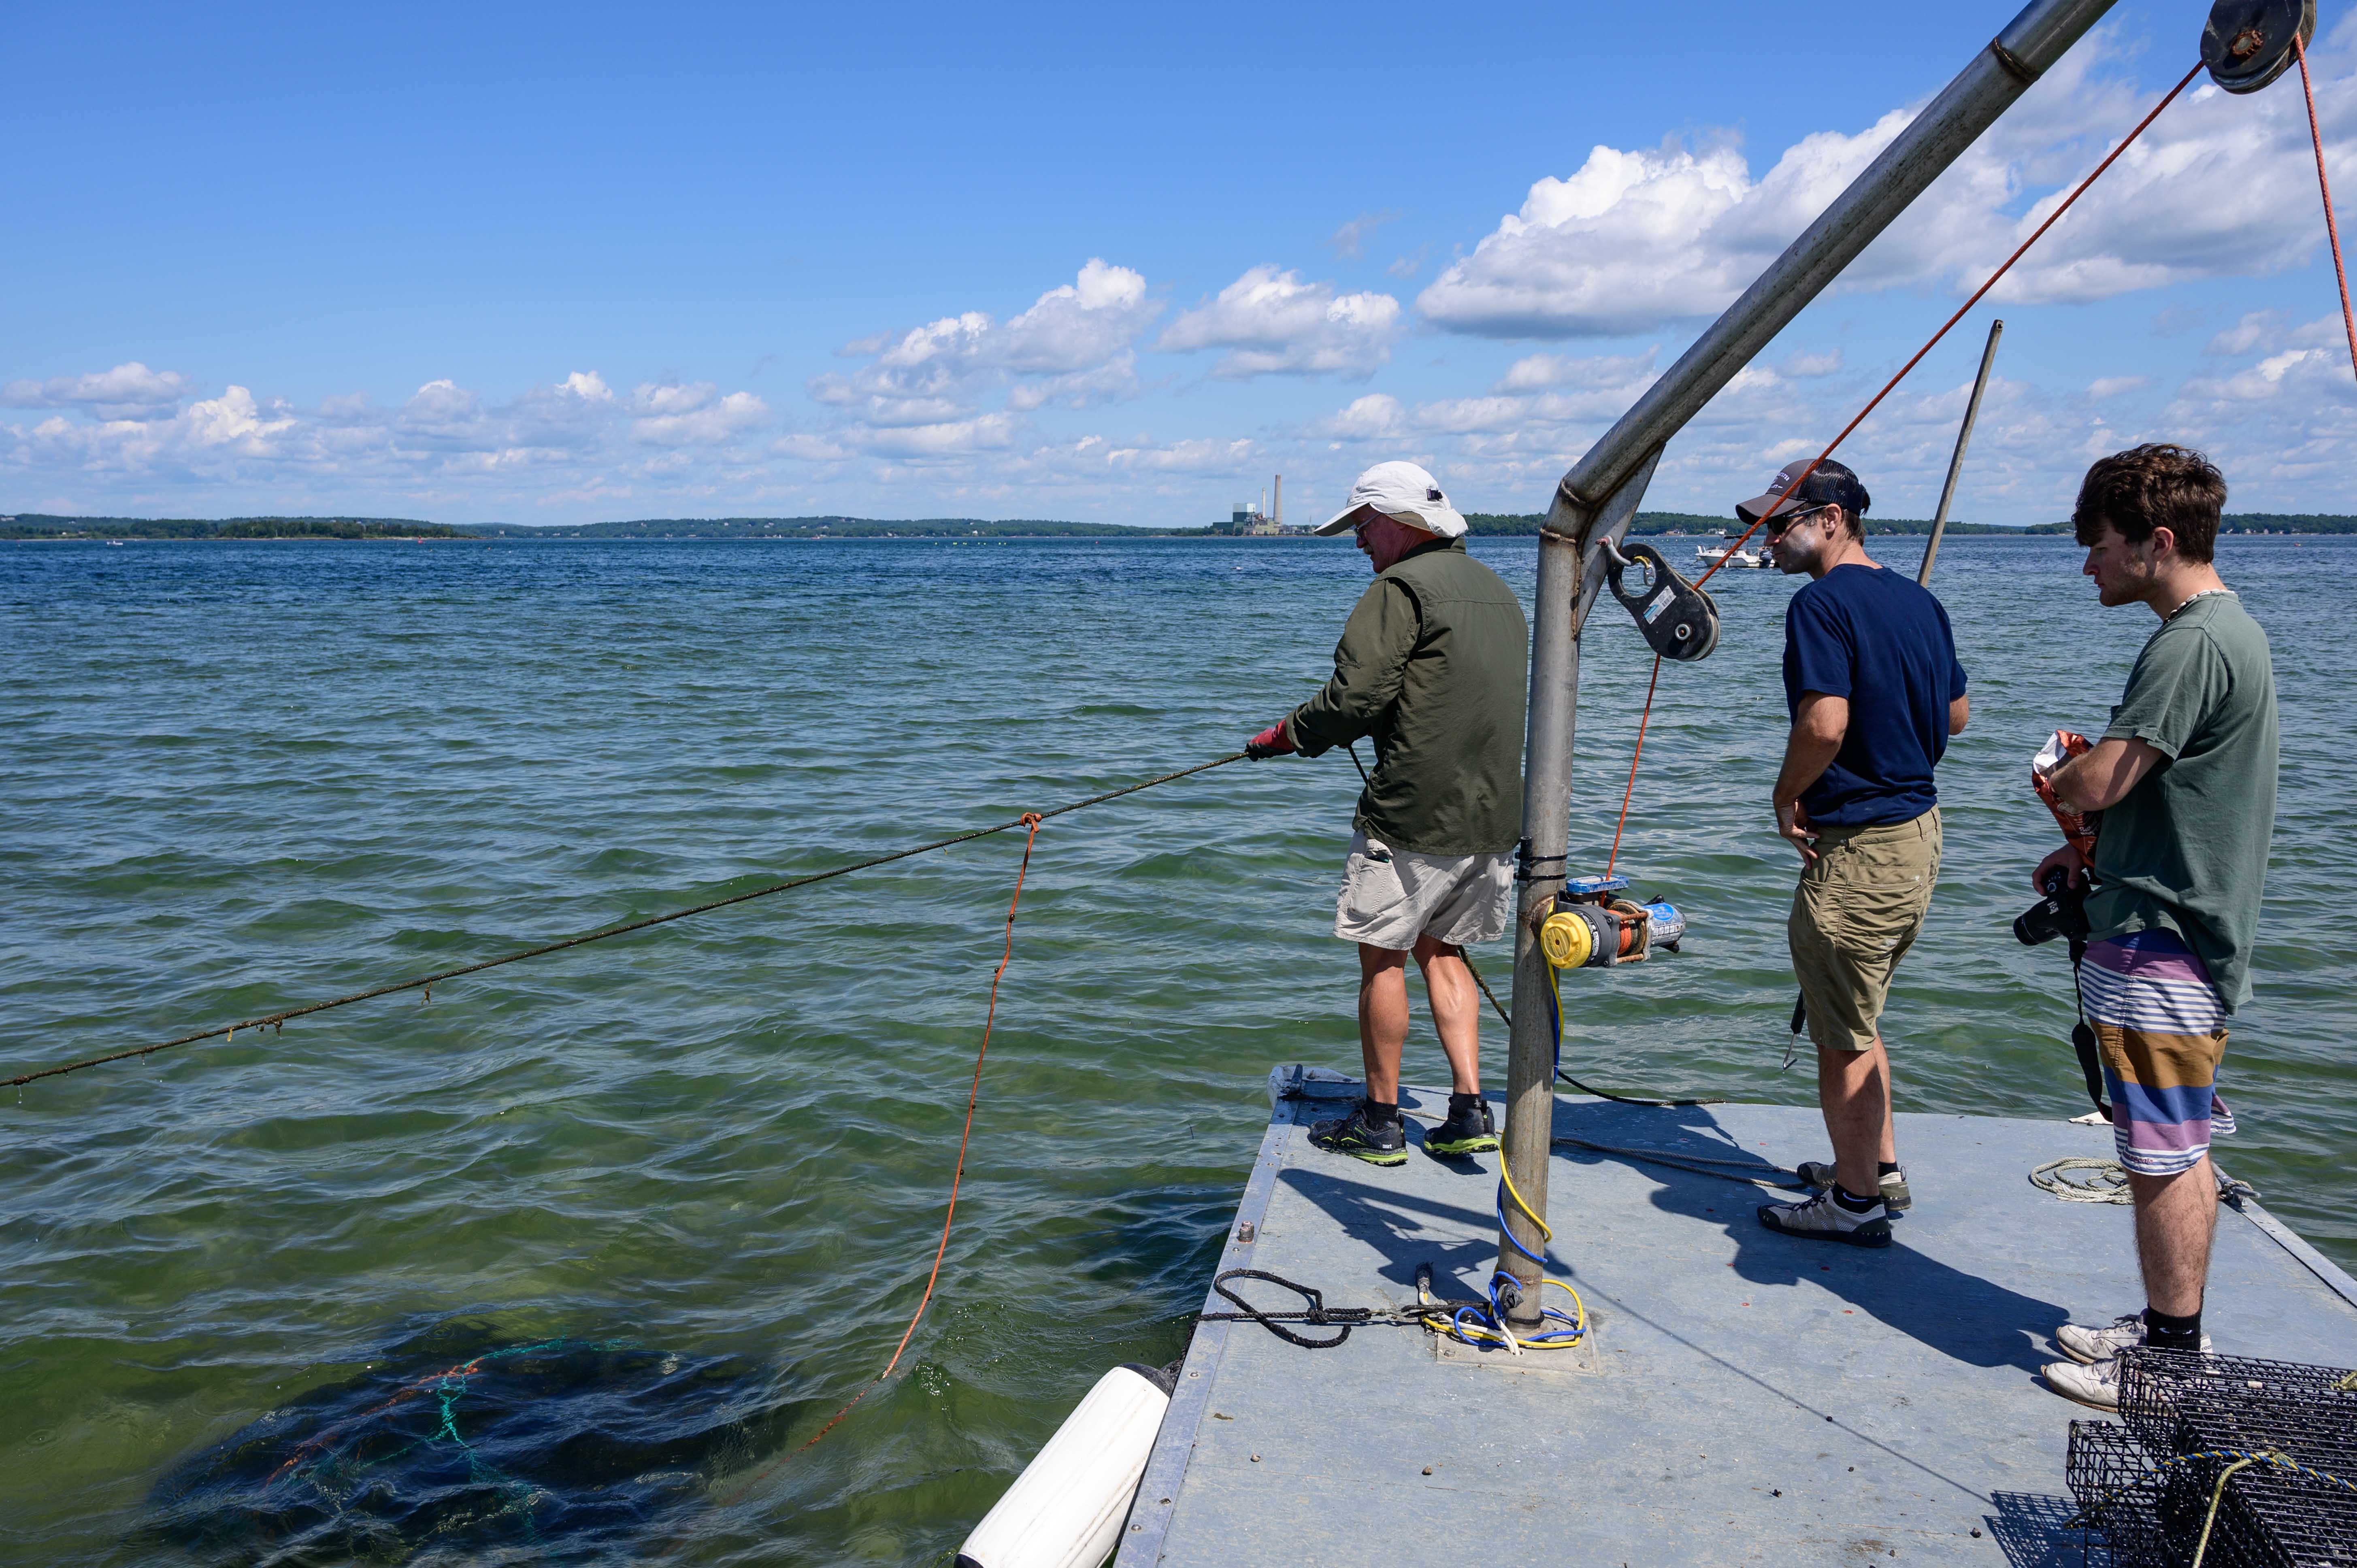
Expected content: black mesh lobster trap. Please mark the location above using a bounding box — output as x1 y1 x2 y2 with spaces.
2065 1349 2357 1567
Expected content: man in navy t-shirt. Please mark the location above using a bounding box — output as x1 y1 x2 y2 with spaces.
1742 458 1969 1249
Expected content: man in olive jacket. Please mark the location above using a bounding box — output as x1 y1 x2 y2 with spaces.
1244 461 1530 1166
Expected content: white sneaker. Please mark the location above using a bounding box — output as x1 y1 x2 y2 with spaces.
2043 1356 2121 1410
2055 1312 2214 1365
1756 1189 1891 1248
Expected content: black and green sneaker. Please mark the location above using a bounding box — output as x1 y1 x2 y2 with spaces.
1307 1101 1408 1166
1424 1094 1499 1157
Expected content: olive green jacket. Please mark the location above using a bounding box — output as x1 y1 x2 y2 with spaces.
1282 539 1530 855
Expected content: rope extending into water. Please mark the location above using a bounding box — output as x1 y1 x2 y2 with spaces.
784 813 1047 1458
5 753 1246 1089
1688 59 2205 596
2294 35 2357 387
1586 63 2207 908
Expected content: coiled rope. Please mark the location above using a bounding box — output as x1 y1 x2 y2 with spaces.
2033 1155 2135 1203
5 754 1245 1089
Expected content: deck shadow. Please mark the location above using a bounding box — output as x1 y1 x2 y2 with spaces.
1554 1098 2068 1372
1984 1490 2089 1568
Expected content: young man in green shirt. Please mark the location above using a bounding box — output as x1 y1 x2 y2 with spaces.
2032 445 2279 1410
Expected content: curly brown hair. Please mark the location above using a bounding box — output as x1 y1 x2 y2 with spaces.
2071 444 2226 564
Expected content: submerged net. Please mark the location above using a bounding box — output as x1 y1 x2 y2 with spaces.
144 1319 794 1566
2067 1349 2357 1568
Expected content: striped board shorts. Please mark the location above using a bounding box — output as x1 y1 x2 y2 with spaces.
2080 929 2237 1177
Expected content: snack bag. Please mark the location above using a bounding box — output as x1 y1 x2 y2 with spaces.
2031 730 2098 860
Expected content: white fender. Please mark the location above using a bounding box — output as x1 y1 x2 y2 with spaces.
955 1362 1172 1568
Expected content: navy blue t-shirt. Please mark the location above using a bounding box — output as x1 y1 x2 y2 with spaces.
1782 564 1968 826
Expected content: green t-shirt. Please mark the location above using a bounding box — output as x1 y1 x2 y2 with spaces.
2085 591 2279 1011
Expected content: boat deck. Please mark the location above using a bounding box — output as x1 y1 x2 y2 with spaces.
1116 1072 2357 1567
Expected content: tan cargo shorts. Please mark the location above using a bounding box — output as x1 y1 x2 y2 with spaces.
1334 831 1514 951
1787 808 1942 1053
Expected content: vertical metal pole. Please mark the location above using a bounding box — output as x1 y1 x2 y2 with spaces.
1918 319 2003 586
1495 453 1658 1319
1493 0 2118 1306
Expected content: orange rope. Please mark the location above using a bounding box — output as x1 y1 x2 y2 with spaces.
1604 655 1663 877
1590 63 2201 880
1693 60 2204 591
2295 35 2357 385
784 812 1045 1458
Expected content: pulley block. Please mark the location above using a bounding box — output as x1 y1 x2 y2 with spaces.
1602 540 1720 662
2202 0 2314 94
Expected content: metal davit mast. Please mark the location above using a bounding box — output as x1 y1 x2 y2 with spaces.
1493 0 2121 1319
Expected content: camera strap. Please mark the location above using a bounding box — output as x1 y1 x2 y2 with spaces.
2067 940 2112 1120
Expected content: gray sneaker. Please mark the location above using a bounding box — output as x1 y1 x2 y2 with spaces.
2055 1311 2213 1365
1795 1160 1911 1213
1757 1189 1892 1248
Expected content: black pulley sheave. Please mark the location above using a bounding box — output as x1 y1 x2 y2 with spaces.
1602 539 1720 662
2202 0 2315 95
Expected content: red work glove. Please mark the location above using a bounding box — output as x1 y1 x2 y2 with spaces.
1245 722 1295 760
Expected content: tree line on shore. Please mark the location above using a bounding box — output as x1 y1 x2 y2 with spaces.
7 511 2355 542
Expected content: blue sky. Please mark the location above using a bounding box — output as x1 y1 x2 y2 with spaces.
4 1 2353 526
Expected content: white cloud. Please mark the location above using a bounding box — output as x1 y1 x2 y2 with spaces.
630 385 769 446
995 259 1156 373
1310 394 1407 440
810 260 1158 419
1417 30 2357 338
1156 266 1402 378
1493 349 1657 394
1330 210 1402 260
2087 376 2151 400
2 361 194 421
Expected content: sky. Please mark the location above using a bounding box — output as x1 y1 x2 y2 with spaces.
4 0 2353 528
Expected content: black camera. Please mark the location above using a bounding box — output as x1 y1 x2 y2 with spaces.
2014 868 2090 947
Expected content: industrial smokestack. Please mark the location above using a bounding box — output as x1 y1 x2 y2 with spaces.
1274 474 1282 526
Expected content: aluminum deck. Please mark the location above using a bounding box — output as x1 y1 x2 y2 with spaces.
1117 1071 2357 1568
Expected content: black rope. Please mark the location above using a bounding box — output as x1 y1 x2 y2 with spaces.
7 753 1250 1089
1199 1269 1374 1349
1454 949 1725 1108
1197 1268 1478 1349
1551 1134 1804 1189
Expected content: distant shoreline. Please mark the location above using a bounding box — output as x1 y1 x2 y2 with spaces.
6 510 2356 542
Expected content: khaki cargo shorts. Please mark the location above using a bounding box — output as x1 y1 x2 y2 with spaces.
1787 808 1941 1053
1335 831 1514 951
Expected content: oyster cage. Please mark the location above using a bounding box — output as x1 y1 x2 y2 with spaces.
2066 1349 2357 1567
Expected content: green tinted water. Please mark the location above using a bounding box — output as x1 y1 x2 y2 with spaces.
5 535 2351 1564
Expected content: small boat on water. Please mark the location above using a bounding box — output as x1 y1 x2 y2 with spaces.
1695 539 1770 570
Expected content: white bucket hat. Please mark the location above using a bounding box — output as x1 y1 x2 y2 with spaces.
1315 460 1468 538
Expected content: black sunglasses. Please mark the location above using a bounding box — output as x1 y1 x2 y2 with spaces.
1763 504 1828 537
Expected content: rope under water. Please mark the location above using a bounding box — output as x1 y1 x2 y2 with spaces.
782 813 1045 1458
6 754 1245 1089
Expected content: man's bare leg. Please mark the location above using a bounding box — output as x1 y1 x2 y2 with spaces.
2129 1158 2218 1317
1413 935 1481 1093
1356 943 1412 1103
1818 1038 1892 1200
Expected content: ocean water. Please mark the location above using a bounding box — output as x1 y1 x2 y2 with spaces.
5 533 2351 1565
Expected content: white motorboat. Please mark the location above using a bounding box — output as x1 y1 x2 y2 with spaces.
1694 540 1770 570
